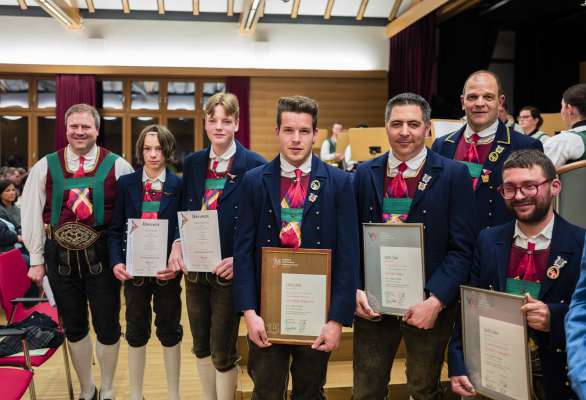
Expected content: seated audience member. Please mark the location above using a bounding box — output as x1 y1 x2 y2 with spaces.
519 106 549 143
449 149 585 400
499 102 517 130
544 83 586 167
320 122 345 166
0 179 21 228
566 244 586 400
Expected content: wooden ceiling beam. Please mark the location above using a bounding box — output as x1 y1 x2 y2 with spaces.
356 0 368 20
437 0 481 22
121 0 130 14
324 0 334 19
34 0 82 29
388 0 403 21
17 0 27 10
227 0 234 17
157 0 165 15
240 0 264 34
193 0 199 15
291 0 301 19
386 0 449 37
86 0 95 13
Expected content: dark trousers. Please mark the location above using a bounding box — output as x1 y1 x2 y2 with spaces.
185 271 240 371
352 304 457 400
45 238 121 344
124 275 183 348
248 339 331 400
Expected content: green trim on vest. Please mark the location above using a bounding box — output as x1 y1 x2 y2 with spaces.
571 130 586 161
47 151 118 226
383 197 412 215
141 201 160 213
461 161 483 179
281 207 303 223
205 178 227 190
505 278 541 299
327 138 336 153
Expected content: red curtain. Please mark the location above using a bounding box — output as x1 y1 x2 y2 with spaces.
388 13 437 102
55 75 97 149
225 77 251 149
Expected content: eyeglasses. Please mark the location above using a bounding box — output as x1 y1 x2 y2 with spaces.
498 179 552 200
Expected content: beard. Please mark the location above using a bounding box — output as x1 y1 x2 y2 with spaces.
507 196 552 224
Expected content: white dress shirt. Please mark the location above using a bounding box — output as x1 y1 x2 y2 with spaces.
142 168 166 191
463 119 499 145
543 125 586 168
387 147 427 179
280 154 312 178
513 215 555 251
209 140 236 173
21 145 134 266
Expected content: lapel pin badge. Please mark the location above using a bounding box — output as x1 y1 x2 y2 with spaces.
310 180 320 191
546 256 568 280
227 173 237 183
309 193 318 203
418 182 427 191
422 174 432 184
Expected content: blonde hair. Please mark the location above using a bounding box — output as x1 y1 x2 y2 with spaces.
204 92 240 120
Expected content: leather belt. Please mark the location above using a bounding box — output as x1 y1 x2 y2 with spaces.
47 222 101 251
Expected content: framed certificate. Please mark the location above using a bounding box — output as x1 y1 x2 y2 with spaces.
260 247 331 345
461 286 532 400
126 218 168 277
362 223 425 316
178 210 222 272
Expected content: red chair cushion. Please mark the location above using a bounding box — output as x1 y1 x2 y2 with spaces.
0 367 33 399
0 347 58 368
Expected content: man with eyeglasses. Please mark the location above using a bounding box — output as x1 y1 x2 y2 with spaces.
448 149 585 400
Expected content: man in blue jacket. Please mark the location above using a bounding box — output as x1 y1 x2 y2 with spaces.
449 149 585 400
233 95 359 399
432 70 543 234
352 92 475 399
566 237 586 400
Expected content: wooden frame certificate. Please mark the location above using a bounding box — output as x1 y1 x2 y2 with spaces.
461 286 532 400
126 218 168 277
362 223 425 316
261 247 331 345
178 211 222 272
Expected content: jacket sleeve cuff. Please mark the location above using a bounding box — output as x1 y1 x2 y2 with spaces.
30 253 45 266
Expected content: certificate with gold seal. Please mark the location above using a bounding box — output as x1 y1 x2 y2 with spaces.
261 247 331 345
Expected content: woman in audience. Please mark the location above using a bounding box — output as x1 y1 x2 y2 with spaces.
518 106 549 143
0 179 21 229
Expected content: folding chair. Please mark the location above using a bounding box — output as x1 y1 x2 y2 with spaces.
0 249 74 400
0 328 34 400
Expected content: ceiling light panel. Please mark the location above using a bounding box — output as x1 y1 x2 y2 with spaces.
199 0 228 12
165 0 192 11
264 0 293 15
92 0 123 10
128 0 156 11
331 0 362 17
363 0 393 18
298 0 328 16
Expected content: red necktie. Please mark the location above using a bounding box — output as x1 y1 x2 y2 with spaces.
279 169 306 249
464 134 480 164
141 181 158 219
389 162 408 198
202 160 222 211
520 242 538 282
66 155 93 221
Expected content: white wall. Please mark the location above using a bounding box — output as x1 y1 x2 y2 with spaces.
0 16 389 71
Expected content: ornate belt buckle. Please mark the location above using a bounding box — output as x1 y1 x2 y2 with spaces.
53 222 100 251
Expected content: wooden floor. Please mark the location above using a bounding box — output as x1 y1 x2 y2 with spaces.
2 281 452 400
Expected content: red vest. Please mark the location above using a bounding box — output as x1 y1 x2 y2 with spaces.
507 245 550 283
454 135 493 165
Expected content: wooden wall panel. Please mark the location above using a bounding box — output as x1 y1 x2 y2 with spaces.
250 77 388 159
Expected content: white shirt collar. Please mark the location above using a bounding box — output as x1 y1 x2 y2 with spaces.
142 168 166 183
209 140 236 161
513 215 555 251
66 144 98 171
464 119 499 143
387 147 427 178
280 153 312 177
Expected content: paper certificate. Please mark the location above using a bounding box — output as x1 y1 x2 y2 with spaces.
178 211 222 272
126 218 168 277
362 223 425 315
280 273 327 337
461 286 532 400
479 316 529 400
380 246 424 309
